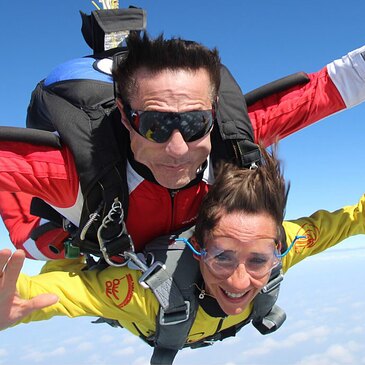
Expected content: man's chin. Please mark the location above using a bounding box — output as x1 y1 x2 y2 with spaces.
155 172 194 189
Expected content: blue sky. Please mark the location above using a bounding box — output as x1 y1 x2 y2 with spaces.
1 0 365 364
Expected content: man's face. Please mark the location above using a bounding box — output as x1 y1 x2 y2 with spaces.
118 68 213 189
199 211 279 316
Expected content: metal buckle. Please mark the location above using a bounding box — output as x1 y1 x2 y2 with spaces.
261 271 284 294
96 198 135 267
138 261 166 289
159 301 190 326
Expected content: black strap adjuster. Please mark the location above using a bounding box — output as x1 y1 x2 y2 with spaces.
159 301 191 326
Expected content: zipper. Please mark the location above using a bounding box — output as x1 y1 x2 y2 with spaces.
169 189 179 228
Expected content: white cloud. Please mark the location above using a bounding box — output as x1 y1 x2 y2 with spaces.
76 341 93 351
121 333 141 345
346 325 365 335
293 341 365 365
221 336 241 346
61 335 86 345
100 334 115 343
20 346 66 362
350 301 365 309
113 346 135 356
87 353 110 365
326 344 355 363
0 349 8 365
241 325 331 358
132 356 150 365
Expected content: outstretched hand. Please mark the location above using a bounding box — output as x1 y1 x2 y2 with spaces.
0 249 59 330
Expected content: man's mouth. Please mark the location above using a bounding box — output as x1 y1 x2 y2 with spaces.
161 163 188 169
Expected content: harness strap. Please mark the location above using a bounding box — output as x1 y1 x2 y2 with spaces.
132 228 199 365
212 65 262 169
251 264 286 334
0 126 62 148
150 348 179 365
244 71 310 107
140 264 188 312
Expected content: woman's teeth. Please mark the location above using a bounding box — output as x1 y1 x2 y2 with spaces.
223 290 247 299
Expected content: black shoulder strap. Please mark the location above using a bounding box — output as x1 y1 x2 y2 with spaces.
211 65 261 169
211 68 311 170
0 126 61 148
251 264 286 334
244 71 310 107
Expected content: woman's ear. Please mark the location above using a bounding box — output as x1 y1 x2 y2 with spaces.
190 236 202 261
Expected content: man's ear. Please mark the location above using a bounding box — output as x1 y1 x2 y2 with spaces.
116 98 131 130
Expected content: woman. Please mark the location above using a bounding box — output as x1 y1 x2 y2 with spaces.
1 146 364 364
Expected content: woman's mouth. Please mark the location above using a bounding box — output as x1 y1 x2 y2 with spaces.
222 288 249 300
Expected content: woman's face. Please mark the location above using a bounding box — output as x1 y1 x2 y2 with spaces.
199 211 279 316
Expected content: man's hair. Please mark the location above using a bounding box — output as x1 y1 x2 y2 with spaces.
194 146 289 245
112 32 221 105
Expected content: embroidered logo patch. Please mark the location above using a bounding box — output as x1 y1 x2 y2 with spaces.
105 273 134 308
294 223 319 253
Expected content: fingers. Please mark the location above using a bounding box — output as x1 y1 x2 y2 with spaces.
0 249 13 273
0 250 59 330
0 250 25 289
29 293 59 312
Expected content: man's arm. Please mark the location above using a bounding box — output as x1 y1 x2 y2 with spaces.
249 45 365 146
0 249 58 330
0 141 82 228
0 192 68 260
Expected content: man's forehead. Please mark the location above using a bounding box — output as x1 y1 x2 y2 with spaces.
130 67 213 110
134 67 211 83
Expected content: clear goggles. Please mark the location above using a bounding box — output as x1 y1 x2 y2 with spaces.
176 235 305 280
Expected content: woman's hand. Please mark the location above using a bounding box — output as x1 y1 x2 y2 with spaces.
0 249 59 330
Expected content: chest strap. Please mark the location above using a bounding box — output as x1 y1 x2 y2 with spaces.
126 228 199 365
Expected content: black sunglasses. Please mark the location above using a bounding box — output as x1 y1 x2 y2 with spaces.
124 105 215 143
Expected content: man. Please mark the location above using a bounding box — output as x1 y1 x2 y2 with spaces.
1 147 364 364
0 33 365 260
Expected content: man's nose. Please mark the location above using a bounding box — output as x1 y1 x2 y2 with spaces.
165 129 189 157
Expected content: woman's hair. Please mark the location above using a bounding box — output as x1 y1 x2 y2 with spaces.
112 32 221 105
194 146 289 245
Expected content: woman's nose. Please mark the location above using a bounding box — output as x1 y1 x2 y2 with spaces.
225 263 252 290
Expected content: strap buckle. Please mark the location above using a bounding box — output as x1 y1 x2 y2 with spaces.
261 271 284 294
159 301 191 326
138 261 166 289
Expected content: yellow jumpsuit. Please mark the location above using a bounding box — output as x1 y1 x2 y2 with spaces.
15 195 365 344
